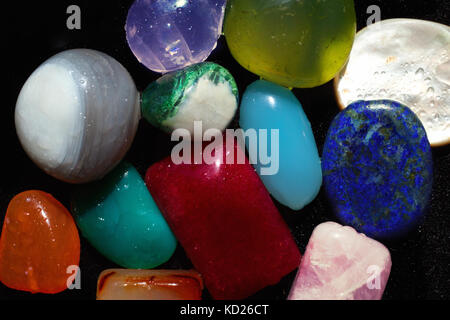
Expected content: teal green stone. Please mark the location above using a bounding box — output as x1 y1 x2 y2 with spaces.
141 62 239 133
71 162 177 269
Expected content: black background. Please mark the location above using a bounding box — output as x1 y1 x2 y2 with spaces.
2 0 449 300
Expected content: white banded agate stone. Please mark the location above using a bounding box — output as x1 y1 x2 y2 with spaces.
15 49 140 183
288 222 392 300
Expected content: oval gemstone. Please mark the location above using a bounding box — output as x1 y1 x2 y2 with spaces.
224 0 356 88
322 100 433 238
126 0 226 73
0 191 80 294
239 80 322 210
72 162 177 269
141 62 238 139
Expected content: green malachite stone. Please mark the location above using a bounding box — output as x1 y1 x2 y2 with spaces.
141 62 239 136
71 162 177 269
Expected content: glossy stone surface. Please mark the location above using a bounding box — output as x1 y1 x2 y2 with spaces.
72 162 176 269
239 80 322 210
145 139 301 300
15 49 140 184
126 0 226 73
322 100 433 238
142 62 238 138
224 0 356 88
96 269 203 300
0 191 80 294
335 19 450 147
288 222 391 300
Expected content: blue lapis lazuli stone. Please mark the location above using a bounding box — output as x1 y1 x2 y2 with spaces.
239 80 322 210
322 100 433 238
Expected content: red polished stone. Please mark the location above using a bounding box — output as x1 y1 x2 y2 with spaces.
145 139 301 299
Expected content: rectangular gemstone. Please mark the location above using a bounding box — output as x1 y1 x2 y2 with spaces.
97 269 203 300
145 139 301 299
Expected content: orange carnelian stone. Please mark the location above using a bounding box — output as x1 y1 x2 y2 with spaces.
0 190 80 294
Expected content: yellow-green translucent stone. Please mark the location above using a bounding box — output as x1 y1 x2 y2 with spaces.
223 0 356 88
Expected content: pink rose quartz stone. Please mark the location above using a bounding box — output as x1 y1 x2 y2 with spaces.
288 222 391 300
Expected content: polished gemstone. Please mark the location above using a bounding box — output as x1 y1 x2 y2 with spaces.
224 0 356 88
15 49 140 183
335 19 450 146
145 139 301 300
322 100 433 238
96 269 203 300
239 80 322 210
288 222 391 300
0 191 80 294
72 162 176 269
126 0 226 73
142 62 238 138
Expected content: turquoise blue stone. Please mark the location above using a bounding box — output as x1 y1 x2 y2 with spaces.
239 80 322 210
71 162 177 269
322 100 433 239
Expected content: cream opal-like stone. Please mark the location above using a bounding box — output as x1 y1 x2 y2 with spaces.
15 49 140 183
288 222 392 300
335 19 450 146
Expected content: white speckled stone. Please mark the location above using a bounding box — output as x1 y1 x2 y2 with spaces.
335 19 450 147
15 49 140 183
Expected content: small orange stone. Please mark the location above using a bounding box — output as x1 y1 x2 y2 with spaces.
96 269 204 300
0 190 80 294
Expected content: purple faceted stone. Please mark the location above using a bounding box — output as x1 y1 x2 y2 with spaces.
126 0 226 73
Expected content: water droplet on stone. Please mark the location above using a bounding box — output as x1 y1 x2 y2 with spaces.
415 68 424 79
433 114 440 123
